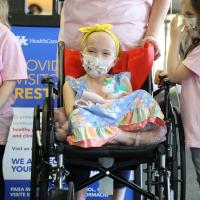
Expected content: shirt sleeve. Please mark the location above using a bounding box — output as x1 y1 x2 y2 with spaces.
183 45 200 77
2 30 28 81
68 77 85 100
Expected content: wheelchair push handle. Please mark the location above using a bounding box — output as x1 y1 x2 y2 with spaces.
158 74 176 88
41 76 55 85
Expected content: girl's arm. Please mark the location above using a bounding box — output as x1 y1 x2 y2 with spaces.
0 80 16 109
167 15 194 83
63 81 76 118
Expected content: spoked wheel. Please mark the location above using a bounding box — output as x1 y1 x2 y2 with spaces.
171 107 186 200
166 106 186 200
39 98 51 200
30 104 41 200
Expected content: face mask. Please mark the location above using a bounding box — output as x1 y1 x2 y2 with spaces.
82 54 115 78
184 17 200 38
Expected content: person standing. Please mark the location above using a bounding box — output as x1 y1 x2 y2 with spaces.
0 0 28 199
59 0 171 60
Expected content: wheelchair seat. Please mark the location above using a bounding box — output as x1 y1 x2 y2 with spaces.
30 41 186 200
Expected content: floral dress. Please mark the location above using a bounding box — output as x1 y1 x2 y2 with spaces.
67 73 165 148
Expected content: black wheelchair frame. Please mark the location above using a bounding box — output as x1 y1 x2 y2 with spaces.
30 42 186 200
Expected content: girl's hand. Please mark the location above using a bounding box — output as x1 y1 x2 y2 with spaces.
118 92 129 98
170 14 187 44
105 92 128 99
154 70 167 85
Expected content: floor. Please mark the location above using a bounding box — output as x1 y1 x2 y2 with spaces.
185 148 200 200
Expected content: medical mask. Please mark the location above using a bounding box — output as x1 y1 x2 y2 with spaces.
184 17 200 38
82 54 115 78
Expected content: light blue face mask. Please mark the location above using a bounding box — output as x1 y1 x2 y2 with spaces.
82 54 115 78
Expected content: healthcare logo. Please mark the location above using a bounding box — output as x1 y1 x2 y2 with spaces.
16 36 29 46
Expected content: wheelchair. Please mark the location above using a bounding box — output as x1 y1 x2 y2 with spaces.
30 41 186 200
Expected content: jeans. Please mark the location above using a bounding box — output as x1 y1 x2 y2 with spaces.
190 147 200 187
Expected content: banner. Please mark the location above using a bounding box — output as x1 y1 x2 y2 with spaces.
3 26 59 200
3 26 134 200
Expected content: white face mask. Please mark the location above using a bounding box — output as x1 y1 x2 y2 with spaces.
82 54 115 78
184 17 200 38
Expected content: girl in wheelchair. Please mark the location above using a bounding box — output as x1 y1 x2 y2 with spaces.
55 24 167 200
61 24 167 148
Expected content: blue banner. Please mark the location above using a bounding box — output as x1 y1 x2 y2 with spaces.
12 26 59 107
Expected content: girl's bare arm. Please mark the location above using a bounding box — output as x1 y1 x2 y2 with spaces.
0 80 16 109
63 81 76 118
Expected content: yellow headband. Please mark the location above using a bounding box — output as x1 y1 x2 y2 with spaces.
79 24 120 56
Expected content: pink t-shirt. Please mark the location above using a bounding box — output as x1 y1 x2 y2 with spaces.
181 45 200 148
59 0 153 50
0 23 28 144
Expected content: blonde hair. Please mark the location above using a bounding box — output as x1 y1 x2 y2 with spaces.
0 0 10 28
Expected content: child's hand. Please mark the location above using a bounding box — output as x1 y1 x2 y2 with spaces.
170 14 187 44
106 92 128 99
154 70 167 85
118 92 129 98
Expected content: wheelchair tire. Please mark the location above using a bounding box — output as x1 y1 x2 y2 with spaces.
39 98 51 200
167 106 186 200
172 107 186 200
30 104 41 200
67 182 75 200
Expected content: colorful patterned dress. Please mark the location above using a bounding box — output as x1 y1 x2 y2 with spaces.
66 73 165 148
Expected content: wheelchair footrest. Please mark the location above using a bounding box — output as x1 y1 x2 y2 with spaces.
49 189 69 200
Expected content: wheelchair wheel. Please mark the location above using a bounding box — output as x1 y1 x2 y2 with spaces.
39 97 51 200
167 106 186 200
171 107 186 200
30 104 41 200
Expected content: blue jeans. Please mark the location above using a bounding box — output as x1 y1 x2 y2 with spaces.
190 147 200 187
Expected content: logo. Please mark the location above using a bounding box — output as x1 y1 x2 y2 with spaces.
16 36 29 46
